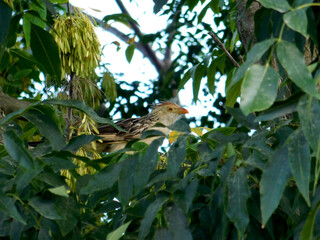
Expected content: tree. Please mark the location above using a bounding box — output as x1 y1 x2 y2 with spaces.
0 0 320 239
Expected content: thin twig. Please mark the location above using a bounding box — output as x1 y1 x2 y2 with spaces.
208 31 240 68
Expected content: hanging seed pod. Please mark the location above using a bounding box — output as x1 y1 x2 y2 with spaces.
52 8 101 79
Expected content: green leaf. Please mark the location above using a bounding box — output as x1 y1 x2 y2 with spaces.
118 156 137 207
103 13 139 26
226 167 250 235
48 185 69 198
0 195 26 225
287 128 310 206
297 96 320 152
153 0 168 13
283 9 308 37
29 197 64 220
63 135 101 152
139 195 169 240
260 147 291 226
12 69 32 80
257 0 291 12
55 197 79 237
9 48 39 65
42 99 123 131
299 201 320 240
80 162 123 194
255 92 302 121
22 15 31 47
134 138 163 193
227 38 276 93
49 0 68 3
277 41 319 98
178 69 191 91
0 0 12 45
240 64 279 115
164 204 192 240
30 24 61 79
192 63 207 102
24 12 46 29
125 44 135 63
226 107 259 129
106 221 132 240
3 130 35 169
207 59 216 95
23 106 65 151
167 135 187 176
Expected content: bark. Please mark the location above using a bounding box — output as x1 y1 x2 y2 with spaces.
236 0 262 52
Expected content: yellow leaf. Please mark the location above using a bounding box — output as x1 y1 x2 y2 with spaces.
191 127 203 136
168 131 184 144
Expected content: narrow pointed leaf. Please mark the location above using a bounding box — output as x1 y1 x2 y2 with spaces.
139 195 169 240
260 147 291 226
227 38 276 92
277 41 319 98
240 64 279 115
287 128 310 206
300 201 320 240
125 44 135 63
42 99 123 131
0 195 26 225
3 130 34 169
164 204 192 240
297 95 320 151
80 162 123 194
167 135 187 176
118 156 137 207
226 167 250 235
29 197 64 220
283 9 308 37
134 138 163 193
30 25 61 79
63 135 101 152
23 107 65 151
107 221 132 240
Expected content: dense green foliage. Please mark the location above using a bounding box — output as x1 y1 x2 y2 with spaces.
1 0 320 239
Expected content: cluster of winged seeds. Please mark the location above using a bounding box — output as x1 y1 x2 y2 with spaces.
52 8 101 78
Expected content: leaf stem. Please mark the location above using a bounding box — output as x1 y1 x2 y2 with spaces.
296 3 320 10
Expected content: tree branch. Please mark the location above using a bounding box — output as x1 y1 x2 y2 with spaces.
113 0 164 73
208 31 240 68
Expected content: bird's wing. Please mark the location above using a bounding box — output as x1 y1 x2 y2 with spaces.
98 116 156 142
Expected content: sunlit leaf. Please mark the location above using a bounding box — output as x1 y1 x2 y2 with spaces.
240 64 279 115
283 9 308 37
125 44 135 63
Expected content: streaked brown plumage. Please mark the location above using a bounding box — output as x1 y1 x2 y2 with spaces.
98 102 189 152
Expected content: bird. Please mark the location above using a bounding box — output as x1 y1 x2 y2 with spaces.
97 102 189 152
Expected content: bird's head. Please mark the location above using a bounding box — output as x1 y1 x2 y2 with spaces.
151 102 189 126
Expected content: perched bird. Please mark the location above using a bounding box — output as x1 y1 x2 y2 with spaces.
98 102 189 152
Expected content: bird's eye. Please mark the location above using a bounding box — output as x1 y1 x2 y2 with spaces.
168 107 173 111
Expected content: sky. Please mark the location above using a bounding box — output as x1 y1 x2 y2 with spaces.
69 0 225 127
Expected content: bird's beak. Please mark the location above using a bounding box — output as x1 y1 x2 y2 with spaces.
178 107 189 114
